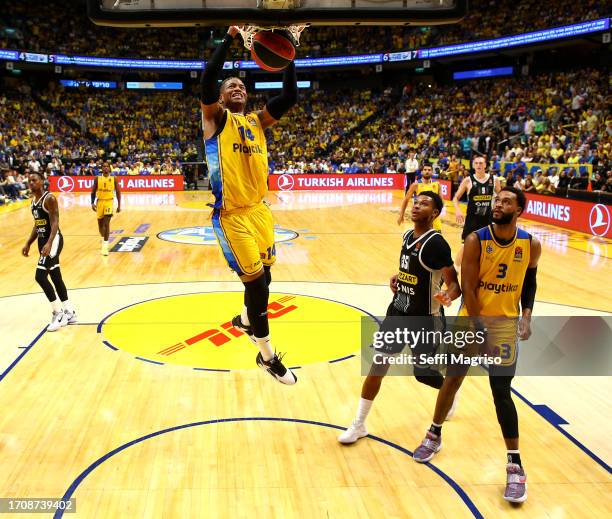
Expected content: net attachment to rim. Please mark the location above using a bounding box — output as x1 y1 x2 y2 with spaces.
237 0 306 50
236 24 307 50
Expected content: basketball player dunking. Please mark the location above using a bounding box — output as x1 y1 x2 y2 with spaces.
397 162 442 231
200 26 298 384
412 187 541 504
453 155 501 266
338 192 460 444
22 172 77 331
91 163 122 256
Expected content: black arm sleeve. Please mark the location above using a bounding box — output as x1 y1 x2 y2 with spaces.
265 61 298 120
200 34 234 105
521 267 537 311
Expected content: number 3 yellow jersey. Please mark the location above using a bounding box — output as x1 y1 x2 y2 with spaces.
205 110 269 211
459 225 531 317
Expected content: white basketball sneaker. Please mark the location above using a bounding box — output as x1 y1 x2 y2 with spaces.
338 421 368 444
47 310 68 332
64 309 78 324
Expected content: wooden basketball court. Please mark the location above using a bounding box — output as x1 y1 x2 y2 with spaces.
1 190 610 518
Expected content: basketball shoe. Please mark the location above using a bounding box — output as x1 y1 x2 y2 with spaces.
255 352 297 385
413 431 442 463
504 463 527 502
47 310 68 332
64 309 78 324
338 421 368 444
231 315 256 344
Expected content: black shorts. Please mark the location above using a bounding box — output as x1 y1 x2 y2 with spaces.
37 233 63 271
376 303 444 358
461 218 490 241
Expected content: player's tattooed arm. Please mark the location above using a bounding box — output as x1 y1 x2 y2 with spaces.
460 232 482 319
91 176 98 210
41 194 59 257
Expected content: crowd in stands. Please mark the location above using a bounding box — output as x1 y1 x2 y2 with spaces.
271 68 611 193
41 87 199 162
1 66 610 205
0 0 607 60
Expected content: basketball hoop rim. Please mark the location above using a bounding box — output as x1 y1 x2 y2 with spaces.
237 24 308 50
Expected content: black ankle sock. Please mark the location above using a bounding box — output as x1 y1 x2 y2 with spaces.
429 423 442 436
507 451 522 467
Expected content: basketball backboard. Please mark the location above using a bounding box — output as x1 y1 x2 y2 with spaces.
88 0 467 27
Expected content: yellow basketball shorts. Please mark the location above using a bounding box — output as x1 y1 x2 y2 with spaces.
212 202 276 276
97 199 114 219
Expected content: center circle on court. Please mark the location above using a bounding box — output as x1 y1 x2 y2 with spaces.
157 226 298 245
99 292 373 370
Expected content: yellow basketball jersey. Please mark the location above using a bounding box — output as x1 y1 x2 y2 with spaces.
416 180 442 231
205 110 268 211
459 225 531 317
97 175 115 201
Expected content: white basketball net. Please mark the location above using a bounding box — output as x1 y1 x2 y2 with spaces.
237 0 305 50
236 24 307 50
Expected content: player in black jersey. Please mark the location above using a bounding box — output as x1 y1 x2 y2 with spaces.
453 155 501 266
338 192 460 444
22 172 76 331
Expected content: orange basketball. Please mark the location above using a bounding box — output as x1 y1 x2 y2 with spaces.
251 30 296 72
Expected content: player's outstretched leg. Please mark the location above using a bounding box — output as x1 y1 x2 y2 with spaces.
242 268 296 385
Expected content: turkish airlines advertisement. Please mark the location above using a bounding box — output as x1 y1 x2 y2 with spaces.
49 175 184 192
269 174 406 191
523 192 611 238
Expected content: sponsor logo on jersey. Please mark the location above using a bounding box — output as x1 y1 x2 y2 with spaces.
157 226 298 245
513 246 523 261
232 142 263 154
35 218 47 226
246 116 258 126
398 271 418 285
486 244 494 254
473 194 492 201
479 280 520 294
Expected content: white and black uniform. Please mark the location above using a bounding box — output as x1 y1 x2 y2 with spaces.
31 191 63 270
462 173 495 241
378 229 453 356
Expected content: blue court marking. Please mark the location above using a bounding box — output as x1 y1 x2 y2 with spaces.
97 291 380 371
110 230 123 234
296 229 310 232
511 388 611 474
279 242 294 246
329 354 355 363
192 367 230 373
304 236 318 240
0 326 47 383
102 341 118 351
134 223 150 233
53 417 483 519
134 356 164 366
531 404 569 426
